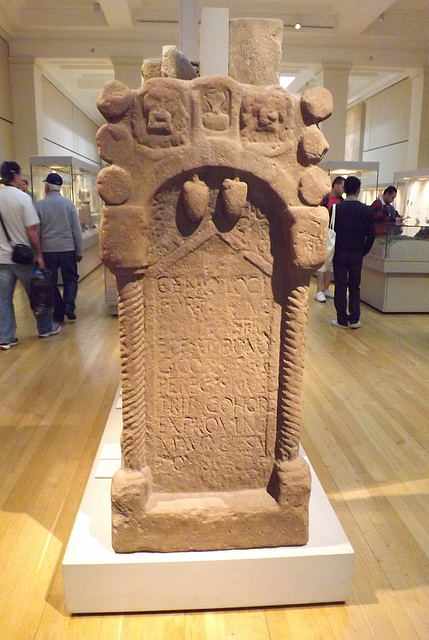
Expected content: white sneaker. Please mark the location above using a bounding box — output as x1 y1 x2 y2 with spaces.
315 291 326 303
350 321 362 329
0 337 18 350
324 289 334 298
331 320 348 329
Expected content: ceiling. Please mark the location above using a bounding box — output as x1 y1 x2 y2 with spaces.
1 0 429 125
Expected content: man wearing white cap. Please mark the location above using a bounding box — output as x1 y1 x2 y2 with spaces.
36 173 83 322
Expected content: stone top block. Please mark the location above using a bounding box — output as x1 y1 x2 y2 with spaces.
141 58 162 84
229 18 284 86
161 45 198 80
142 46 197 84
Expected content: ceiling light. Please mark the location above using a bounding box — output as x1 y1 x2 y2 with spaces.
294 22 301 30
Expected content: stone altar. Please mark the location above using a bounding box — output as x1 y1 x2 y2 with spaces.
96 74 332 553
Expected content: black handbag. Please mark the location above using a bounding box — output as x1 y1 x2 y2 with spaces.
30 268 54 316
0 210 35 265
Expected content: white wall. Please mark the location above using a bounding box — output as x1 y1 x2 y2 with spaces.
41 76 99 167
362 79 411 184
0 36 15 163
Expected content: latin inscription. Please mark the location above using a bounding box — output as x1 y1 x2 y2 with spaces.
145 237 279 491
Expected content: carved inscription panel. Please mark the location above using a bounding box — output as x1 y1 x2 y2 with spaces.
145 236 280 492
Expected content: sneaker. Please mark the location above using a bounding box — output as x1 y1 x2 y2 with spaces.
331 320 348 329
324 289 335 299
315 291 326 303
39 322 62 338
0 337 18 350
350 321 362 329
65 310 76 321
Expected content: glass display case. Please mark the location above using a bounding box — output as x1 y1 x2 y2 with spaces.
319 161 379 205
30 155 102 231
394 168 429 226
367 224 429 261
362 222 429 312
30 156 102 279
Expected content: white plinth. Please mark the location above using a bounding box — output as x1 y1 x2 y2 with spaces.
63 388 354 614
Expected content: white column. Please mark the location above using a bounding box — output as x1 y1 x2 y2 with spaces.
111 59 143 90
407 67 429 170
179 0 198 62
317 63 351 161
9 58 44 173
0 38 15 161
200 7 229 77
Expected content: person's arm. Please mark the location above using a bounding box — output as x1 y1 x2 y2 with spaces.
70 202 84 262
26 224 45 269
363 213 376 255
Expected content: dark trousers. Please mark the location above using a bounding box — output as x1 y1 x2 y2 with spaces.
43 251 79 322
333 251 364 326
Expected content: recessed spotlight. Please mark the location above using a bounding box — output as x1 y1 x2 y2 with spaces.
294 22 301 30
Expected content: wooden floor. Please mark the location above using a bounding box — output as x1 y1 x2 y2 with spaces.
1 266 429 639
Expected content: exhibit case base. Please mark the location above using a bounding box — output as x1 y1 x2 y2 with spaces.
63 389 354 614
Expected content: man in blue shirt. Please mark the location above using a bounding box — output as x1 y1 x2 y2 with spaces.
36 173 83 322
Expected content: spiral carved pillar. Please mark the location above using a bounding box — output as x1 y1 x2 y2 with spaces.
116 275 147 470
272 273 311 505
111 275 152 525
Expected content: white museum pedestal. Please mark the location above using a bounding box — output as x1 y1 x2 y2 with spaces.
63 388 354 614
361 253 429 312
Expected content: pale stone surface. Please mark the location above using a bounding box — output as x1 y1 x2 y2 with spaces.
161 45 198 80
141 58 162 84
229 18 283 85
97 75 332 553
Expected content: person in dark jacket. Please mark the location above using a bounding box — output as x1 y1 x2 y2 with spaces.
332 175 375 329
371 185 401 236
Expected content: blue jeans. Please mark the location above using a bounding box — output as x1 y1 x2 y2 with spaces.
333 251 364 326
43 251 79 322
0 264 54 342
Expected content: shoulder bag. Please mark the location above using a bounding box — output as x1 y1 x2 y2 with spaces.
0 210 35 265
325 203 337 261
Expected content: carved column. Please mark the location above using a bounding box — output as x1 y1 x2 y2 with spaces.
276 274 310 461
116 275 147 470
111 275 152 526
271 273 311 506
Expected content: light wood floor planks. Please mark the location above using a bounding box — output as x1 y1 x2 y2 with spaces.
1 267 429 639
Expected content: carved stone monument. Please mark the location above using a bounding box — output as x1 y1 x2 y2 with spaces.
96 74 332 553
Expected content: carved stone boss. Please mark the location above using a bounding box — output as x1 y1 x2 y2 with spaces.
96 76 332 553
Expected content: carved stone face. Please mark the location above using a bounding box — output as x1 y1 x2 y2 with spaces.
134 81 189 148
143 88 174 135
241 87 294 143
254 100 282 133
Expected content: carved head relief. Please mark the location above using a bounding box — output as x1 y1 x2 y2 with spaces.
241 86 294 144
144 89 173 135
133 79 190 148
